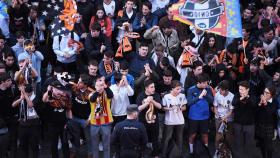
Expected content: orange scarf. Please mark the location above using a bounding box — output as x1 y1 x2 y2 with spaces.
218 50 226 63
104 63 112 74
50 93 72 109
115 32 140 58
181 51 194 67
238 40 248 73
68 38 84 53
95 93 107 119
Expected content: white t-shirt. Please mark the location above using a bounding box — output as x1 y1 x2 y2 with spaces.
213 91 234 121
126 10 134 19
110 84 134 116
103 0 116 17
162 93 187 125
150 0 170 13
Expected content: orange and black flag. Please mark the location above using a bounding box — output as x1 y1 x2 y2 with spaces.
59 0 78 31
49 0 78 36
170 0 243 38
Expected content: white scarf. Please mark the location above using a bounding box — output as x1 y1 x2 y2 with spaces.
19 93 38 121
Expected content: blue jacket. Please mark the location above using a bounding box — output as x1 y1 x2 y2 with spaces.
129 52 155 78
187 85 214 120
132 13 158 32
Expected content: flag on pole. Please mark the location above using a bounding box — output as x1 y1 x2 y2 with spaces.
170 0 243 38
49 0 78 36
59 0 78 31
0 1 8 18
49 17 70 37
39 0 64 21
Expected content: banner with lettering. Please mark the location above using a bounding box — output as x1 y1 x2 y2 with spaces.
170 0 243 38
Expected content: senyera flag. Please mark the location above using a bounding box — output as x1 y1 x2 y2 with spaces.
170 0 243 38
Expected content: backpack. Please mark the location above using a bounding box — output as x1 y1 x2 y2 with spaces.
58 32 84 53
58 32 74 46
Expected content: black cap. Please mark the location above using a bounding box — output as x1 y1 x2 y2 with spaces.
50 80 67 91
127 104 139 114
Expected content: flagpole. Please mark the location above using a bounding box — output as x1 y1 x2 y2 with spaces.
242 38 247 59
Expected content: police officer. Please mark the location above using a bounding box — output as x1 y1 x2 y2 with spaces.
111 104 148 158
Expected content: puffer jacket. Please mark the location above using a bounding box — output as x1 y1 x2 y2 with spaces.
144 28 180 56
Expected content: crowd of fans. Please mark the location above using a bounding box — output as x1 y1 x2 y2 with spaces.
0 0 280 158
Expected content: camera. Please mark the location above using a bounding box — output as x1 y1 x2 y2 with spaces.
251 56 263 66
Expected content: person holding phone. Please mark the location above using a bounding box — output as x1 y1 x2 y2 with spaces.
42 81 72 158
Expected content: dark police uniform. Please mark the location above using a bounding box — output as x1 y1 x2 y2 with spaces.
111 119 148 158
